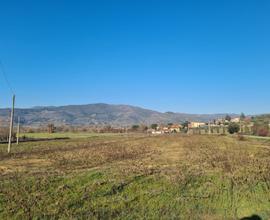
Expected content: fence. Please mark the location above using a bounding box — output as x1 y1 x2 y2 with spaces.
187 125 253 135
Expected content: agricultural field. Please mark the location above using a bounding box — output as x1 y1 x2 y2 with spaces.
0 133 270 219
20 132 122 139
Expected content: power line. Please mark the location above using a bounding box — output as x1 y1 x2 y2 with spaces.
0 59 15 95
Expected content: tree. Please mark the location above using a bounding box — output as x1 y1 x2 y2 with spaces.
240 112 246 121
139 125 148 132
48 123 55 133
225 115 231 122
253 120 269 136
131 125 140 131
151 124 158 130
181 121 189 129
228 122 240 134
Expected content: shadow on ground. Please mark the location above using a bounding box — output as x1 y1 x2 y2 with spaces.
240 214 262 220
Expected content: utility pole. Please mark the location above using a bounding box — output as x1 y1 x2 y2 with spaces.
208 121 211 134
16 116 20 145
8 95 15 153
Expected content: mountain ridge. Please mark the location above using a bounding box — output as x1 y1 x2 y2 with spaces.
0 103 239 127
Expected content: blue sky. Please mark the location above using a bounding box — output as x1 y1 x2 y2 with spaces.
0 0 269 114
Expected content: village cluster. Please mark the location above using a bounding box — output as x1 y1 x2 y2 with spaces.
147 116 254 135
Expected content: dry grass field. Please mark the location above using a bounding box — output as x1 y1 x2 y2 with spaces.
0 133 270 219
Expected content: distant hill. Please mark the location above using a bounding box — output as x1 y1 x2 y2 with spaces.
0 103 239 127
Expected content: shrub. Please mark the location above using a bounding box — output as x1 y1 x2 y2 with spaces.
252 121 269 136
257 128 269 137
228 122 240 134
151 124 158 130
0 127 16 142
131 125 140 131
48 124 56 133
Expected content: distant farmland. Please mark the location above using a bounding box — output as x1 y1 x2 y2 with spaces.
0 134 270 219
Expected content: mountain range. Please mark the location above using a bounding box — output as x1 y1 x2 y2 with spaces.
0 103 239 127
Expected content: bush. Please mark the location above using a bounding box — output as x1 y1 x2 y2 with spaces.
252 121 269 137
131 125 140 131
151 124 158 130
0 127 16 142
257 128 269 137
228 122 240 134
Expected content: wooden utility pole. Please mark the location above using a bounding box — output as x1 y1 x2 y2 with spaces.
208 121 211 134
8 95 15 153
16 116 20 145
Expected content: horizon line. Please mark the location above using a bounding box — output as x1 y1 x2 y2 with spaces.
0 102 267 116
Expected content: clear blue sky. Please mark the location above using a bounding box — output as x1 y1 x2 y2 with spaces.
0 0 269 114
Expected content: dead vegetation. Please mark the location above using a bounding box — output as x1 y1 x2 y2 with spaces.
0 134 270 219
0 135 155 176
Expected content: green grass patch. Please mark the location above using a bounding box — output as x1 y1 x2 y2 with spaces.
1 170 269 219
0 134 269 219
